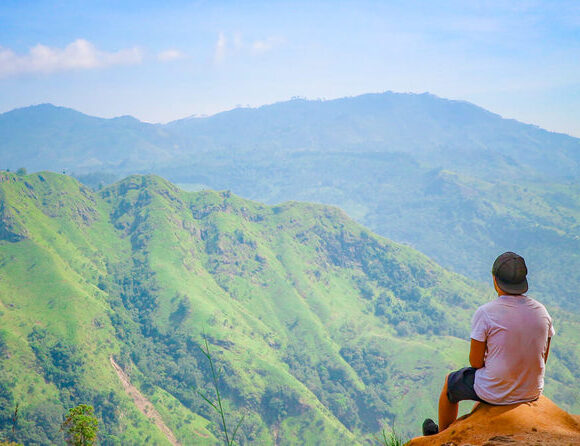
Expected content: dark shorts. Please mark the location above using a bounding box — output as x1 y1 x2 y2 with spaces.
446 367 484 404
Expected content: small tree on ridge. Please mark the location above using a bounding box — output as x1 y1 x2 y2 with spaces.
61 404 98 446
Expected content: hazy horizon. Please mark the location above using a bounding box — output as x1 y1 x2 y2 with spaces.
1 1 579 137
5 90 580 140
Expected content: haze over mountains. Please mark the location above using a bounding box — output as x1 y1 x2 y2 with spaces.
3 93 580 178
2 92 579 310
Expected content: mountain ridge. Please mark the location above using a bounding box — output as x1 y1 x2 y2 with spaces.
1 171 578 445
3 92 579 174
7 92 569 139
2 91 580 310
160 93 580 311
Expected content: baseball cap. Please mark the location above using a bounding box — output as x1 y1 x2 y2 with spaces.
492 252 528 295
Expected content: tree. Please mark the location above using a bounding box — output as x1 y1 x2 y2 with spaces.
15 168 26 176
61 404 98 446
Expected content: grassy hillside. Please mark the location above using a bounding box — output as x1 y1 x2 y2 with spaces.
2 94 579 312
160 151 580 312
0 171 577 445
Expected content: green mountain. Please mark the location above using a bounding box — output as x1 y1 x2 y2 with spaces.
1 171 578 445
1 93 579 313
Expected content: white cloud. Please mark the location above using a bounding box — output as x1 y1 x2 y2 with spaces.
212 33 284 63
251 37 284 54
214 32 227 63
233 33 243 49
0 39 143 78
157 49 185 62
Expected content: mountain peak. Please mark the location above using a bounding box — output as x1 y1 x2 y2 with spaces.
0 102 100 123
110 114 141 123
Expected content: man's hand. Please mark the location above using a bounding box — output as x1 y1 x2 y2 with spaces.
469 338 486 369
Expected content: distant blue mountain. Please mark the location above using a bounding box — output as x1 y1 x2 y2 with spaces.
0 103 175 172
2 92 579 178
166 92 580 179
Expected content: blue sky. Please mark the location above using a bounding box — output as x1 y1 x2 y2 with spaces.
1 0 579 136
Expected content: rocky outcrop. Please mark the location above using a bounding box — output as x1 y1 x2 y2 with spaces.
0 200 28 242
408 396 580 446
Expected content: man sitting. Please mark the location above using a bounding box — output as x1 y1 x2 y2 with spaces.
423 252 555 435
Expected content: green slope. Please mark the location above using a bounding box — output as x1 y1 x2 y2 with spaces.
3 94 580 313
0 171 577 445
162 153 580 312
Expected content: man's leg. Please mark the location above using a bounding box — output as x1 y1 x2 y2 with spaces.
438 374 459 431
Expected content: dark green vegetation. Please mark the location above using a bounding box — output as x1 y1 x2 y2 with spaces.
1 92 579 312
1 171 578 444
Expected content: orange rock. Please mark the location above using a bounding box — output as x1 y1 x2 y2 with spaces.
407 395 580 446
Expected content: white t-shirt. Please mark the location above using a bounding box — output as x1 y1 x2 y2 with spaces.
470 294 555 405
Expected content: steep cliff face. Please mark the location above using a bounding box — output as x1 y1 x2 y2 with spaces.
0 187 28 242
0 204 26 242
408 396 580 446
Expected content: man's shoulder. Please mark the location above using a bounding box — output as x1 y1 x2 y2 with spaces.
524 296 552 317
472 300 496 325
476 298 500 313
525 295 545 306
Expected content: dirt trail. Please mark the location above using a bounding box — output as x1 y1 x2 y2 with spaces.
110 357 182 446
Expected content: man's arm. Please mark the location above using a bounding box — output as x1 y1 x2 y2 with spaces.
469 338 486 369
544 337 551 364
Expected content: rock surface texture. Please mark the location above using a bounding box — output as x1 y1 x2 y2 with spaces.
408 396 580 446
